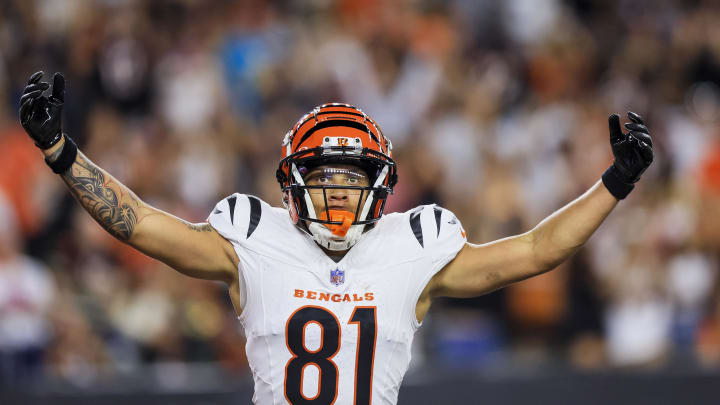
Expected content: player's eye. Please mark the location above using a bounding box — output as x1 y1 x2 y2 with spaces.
317 176 330 183
347 177 359 185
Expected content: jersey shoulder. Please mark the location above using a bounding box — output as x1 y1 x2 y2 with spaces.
379 204 467 261
207 193 295 248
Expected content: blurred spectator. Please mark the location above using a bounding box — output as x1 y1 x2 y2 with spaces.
0 192 55 384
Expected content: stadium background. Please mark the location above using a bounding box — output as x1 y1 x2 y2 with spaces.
1 0 720 403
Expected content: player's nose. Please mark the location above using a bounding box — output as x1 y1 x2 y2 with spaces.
327 188 348 201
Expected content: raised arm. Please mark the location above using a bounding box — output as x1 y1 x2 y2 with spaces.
425 112 654 302
19 71 238 285
429 181 616 301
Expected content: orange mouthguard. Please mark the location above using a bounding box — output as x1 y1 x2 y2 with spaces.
318 210 355 237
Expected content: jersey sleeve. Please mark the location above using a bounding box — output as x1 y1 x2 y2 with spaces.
207 193 267 313
404 204 467 328
206 193 264 248
410 204 467 272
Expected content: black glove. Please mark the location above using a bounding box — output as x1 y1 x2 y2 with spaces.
602 111 654 199
19 71 65 150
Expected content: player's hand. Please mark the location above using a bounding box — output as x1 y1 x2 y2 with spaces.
608 111 653 183
19 71 65 150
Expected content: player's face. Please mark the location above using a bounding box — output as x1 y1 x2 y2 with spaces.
304 164 370 217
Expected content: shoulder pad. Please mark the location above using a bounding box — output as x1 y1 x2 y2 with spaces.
207 193 266 244
405 204 466 260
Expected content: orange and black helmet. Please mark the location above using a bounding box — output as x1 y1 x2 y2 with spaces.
276 103 398 227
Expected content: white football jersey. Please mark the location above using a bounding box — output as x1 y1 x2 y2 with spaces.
208 194 466 405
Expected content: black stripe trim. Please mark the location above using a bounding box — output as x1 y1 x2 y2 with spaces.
247 195 262 238
293 111 366 134
294 120 377 152
368 128 380 144
433 206 442 237
227 195 237 225
409 208 424 248
317 110 364 118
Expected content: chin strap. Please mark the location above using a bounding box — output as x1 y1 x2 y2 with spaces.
310 209 364 251
308 221 363 250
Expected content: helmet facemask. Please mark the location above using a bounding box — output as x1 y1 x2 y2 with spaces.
289 161 390 250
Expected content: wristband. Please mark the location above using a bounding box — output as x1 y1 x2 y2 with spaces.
45 135 78 174
602 165 634 200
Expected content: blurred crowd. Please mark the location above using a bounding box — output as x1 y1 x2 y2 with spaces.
1 0 720 390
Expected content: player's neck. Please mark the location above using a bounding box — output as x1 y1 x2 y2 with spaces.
319 245 349 263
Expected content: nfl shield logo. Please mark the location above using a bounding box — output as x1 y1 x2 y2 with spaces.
330 268 345 286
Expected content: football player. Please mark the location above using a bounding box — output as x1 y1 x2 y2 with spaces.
19 72 653 404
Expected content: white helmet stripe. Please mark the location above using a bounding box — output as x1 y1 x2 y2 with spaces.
356 164 389 223
291 163 318 220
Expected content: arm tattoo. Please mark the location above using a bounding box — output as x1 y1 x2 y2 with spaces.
185 222 213 232
61 153 140 241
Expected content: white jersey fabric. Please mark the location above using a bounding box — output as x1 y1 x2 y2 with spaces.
208 193 466 405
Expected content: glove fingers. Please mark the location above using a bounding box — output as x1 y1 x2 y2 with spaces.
608 113 623 143
624 122 648 134
27 71 44 85
630 131 653 148
19 98 34 123
627 111 645 125
51 72 65 103
20 89 44 104
639 144 654 164
23 82 50 95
